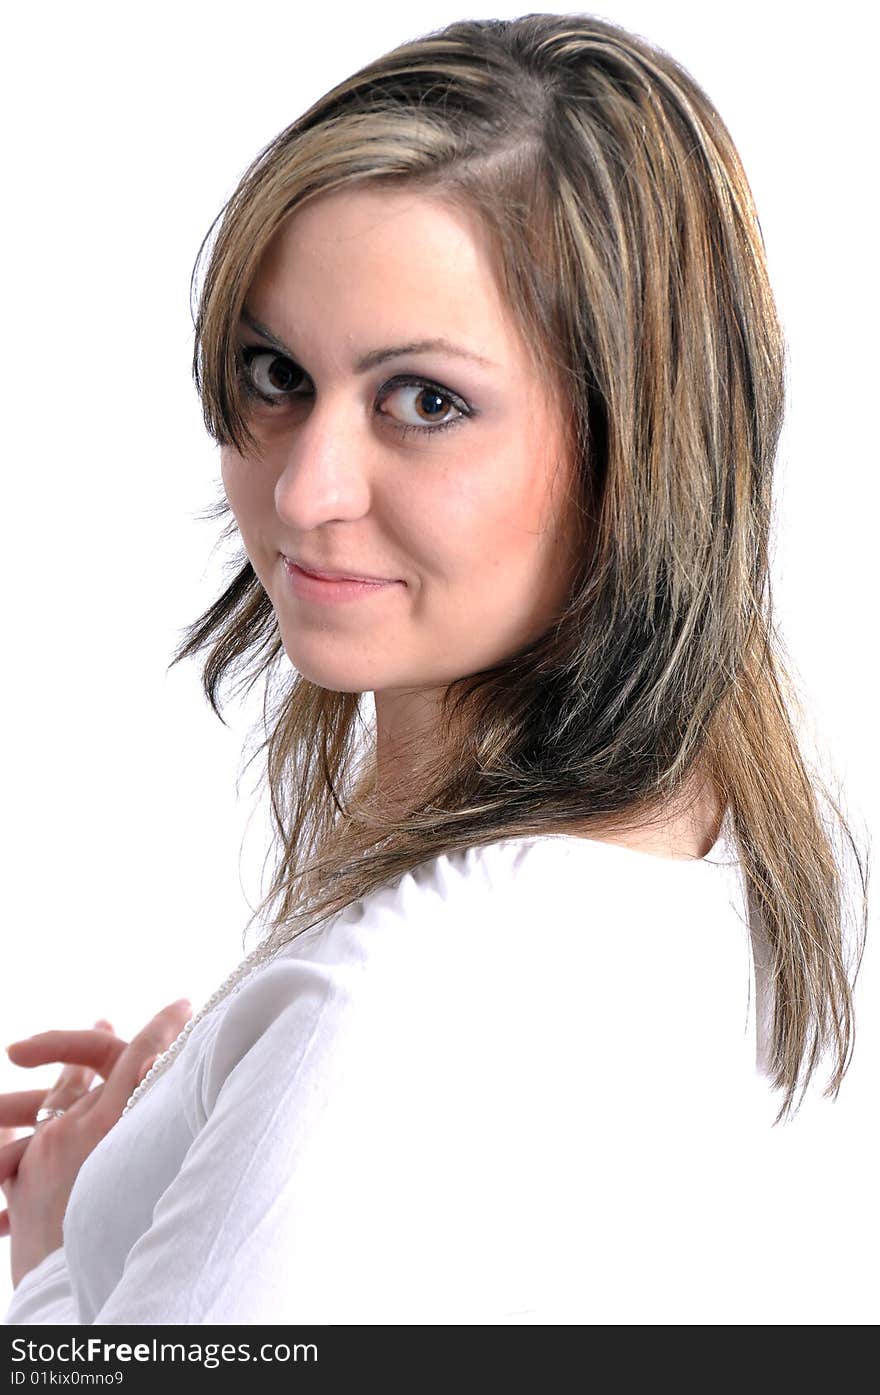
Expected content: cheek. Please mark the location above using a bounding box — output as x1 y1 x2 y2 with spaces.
220 449 263 534
434 448 570 579
446 452 579 648
220 448 244 510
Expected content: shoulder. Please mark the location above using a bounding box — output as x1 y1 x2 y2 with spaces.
210 828 744 1013
190 837 574 1114
193 830 749 1116
299 830 721 951
270 834 653 991
315 831 745 964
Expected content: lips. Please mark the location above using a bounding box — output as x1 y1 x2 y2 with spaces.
283 555 396 584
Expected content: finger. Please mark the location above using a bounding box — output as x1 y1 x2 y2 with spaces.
22 1020 117 1108
56 1077 107 1124
89 1000 192 1132
48 1057 99 1102
70 1059 153 1121
6 1029 128 1078
0 1135 30 1185
0 1090 49 1129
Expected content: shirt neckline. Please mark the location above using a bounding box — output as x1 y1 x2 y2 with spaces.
472 813 736 873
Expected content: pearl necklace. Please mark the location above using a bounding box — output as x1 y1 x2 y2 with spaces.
121 937 280 1117
121 836 390 1117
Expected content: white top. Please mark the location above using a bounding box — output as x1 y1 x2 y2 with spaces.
5 824 786 1325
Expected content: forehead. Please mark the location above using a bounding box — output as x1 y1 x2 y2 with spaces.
246 186 526 365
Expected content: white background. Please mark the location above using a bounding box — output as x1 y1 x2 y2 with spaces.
1 0 877 1320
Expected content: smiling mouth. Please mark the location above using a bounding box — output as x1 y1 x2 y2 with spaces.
280 557 403 605
282 554 398 584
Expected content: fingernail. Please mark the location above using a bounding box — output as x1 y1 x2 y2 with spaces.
173 998 192 1012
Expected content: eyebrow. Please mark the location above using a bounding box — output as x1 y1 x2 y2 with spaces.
238 306 496 373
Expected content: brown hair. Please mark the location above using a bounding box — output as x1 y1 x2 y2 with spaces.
173 12 868 1121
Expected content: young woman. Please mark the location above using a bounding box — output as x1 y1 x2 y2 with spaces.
1 12 867 1324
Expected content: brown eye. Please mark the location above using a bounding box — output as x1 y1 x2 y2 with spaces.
239 347 309 404
381 383 462 430
236 347 472 439
376 377 472 440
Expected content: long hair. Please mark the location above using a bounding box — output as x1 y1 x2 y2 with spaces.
171 12 868 1121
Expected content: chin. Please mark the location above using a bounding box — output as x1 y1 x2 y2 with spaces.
277 639 386 694
282 656 365 693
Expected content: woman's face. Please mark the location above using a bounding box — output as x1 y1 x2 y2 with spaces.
221 186 582 708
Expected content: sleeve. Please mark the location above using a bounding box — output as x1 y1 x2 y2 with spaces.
61 900 565 1325
82 955 349 1325
3 1247 79 1325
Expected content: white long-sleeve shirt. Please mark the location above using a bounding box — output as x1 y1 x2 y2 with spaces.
5 825 812 1324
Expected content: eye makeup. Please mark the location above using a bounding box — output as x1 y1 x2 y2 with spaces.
235 344 475 439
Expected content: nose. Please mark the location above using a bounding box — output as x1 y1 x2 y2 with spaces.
273 395 373 530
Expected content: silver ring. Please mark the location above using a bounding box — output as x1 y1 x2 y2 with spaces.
35 1107 67 1124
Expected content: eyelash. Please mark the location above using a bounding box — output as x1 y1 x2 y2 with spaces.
236 345 471 439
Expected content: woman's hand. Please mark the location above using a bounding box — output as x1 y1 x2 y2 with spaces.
0 1018 118 1242
0 999 192 1289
